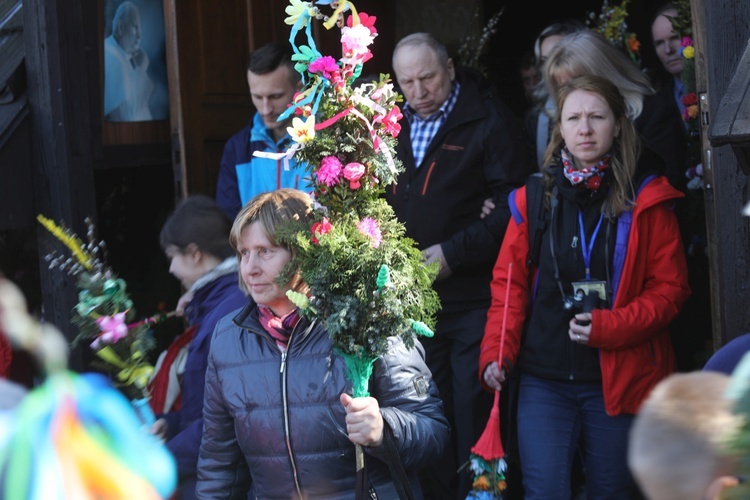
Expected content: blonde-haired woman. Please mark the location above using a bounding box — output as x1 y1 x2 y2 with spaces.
480 76 690 498
197 188 449 499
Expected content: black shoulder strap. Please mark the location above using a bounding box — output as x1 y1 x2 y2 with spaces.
383 423 415 500
526 173 548 269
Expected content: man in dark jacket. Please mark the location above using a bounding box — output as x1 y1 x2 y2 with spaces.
388 32 532 499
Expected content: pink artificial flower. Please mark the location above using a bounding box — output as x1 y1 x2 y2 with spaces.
316 156 343 186
357 217 382 248
311 217 333 244
308 56 339 79
341 24 374 65
343 162 366 189
91 312 128 348
346 12 377 35
379 106 403 138
681 36 694 47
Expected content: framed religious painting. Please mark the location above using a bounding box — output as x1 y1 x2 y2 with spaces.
102 0 169 123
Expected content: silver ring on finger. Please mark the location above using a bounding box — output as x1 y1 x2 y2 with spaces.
576 334 581 342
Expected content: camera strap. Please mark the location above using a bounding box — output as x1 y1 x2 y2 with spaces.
549 192 613 308
578 210 604 280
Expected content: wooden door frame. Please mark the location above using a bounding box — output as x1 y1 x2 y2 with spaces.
695 0 750 348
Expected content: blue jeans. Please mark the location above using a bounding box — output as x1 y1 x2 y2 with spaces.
517 374 635 499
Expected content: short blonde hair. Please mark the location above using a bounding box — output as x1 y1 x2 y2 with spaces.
628 371 740 500
229 189 313 295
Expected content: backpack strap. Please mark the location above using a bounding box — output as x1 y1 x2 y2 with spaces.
611 174 658 299
524 173 548 269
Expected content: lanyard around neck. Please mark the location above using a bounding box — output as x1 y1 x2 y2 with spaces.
578 210 604 280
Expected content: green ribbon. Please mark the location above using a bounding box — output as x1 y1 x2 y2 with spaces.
76 278 133 317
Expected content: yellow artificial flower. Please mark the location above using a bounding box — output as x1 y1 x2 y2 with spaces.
285 0 314 27
683 45 695 59
688 104 699 119
288 115 316 144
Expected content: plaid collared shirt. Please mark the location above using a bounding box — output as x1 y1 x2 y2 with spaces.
402 81 460 168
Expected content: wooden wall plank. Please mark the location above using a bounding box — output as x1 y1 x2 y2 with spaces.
24 0 100 371
698 0 750 347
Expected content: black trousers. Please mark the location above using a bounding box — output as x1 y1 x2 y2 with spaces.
418 307 494 500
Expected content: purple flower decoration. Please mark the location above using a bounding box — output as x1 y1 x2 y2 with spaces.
681 36 694 47
357 217 382 248
316 156 343 186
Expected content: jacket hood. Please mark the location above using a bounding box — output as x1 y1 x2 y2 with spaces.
189 257 239 295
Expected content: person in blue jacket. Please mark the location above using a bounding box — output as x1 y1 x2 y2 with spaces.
197 189 449 499
215 42 312 220
149 195 246 499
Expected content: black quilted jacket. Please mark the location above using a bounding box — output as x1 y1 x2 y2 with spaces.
196 300 450 499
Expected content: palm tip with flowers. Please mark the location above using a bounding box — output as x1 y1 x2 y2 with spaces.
271 0 440 398
36 214 172 420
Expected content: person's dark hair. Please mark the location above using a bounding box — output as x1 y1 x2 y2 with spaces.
650 2 679 32
532 20 587 65
519 49 536 71
247 42 299 84
529 20 586 106
160 195 234 260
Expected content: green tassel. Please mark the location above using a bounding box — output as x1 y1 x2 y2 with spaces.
410 319 434 338
376 264 391 292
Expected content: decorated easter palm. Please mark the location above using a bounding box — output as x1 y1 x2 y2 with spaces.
274 2 441 493
275 0 440 399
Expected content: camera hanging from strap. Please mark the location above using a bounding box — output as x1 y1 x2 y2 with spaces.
548 190 613 310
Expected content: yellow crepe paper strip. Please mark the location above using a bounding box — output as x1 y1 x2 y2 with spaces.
323 0 359 30
37 214 94 271
96 346 154 389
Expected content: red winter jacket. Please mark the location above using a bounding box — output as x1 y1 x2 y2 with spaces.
479 175 690 415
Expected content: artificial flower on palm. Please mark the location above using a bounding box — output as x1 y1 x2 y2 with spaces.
668 0 699 140
587 0 641 67
273 0 440 398
37 215 171 414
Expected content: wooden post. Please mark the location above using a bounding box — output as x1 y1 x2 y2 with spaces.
23 0 101 371
697 0 750 347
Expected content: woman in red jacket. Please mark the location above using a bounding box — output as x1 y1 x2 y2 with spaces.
479 75 690 499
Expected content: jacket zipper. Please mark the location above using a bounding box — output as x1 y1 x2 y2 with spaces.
279 320 317 499
421 161 436 195
280 350 303 497
420 142 450 195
